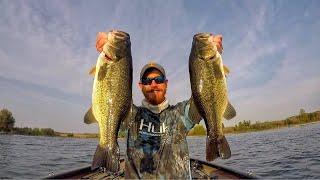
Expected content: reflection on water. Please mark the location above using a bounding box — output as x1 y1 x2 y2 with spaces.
0 122 319 179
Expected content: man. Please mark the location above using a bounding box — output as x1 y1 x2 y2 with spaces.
95 32 223 179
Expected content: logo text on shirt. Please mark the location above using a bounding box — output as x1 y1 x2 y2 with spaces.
139 119 167 134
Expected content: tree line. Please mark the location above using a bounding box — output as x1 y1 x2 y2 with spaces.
0 108 56 136
188 109 320 136
224 109 320 134
0 108 15 132
1 107 319 138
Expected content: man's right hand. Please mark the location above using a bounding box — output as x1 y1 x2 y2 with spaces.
96 32 108 53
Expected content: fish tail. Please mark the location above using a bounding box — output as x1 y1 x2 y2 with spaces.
91 144 120 172
217 135 231 159
206 135 219 161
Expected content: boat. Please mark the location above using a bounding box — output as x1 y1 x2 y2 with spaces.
44 158 259 179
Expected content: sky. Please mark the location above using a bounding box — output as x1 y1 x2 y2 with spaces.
0 0 319 133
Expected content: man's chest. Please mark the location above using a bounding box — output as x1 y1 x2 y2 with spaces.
138 112 168 136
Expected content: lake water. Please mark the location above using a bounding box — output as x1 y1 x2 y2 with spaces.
1 122 320 179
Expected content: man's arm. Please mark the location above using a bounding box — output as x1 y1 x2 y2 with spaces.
173 98 202 132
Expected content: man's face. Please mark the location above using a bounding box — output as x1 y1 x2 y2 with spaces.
139 69 168 105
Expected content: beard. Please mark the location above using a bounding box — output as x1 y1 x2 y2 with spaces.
143 89 166 105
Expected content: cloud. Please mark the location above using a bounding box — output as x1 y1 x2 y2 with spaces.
222 1 320 126
0 1 95 98
0 75 97 132
0 0 319 132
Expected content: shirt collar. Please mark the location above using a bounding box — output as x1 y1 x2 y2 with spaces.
141 98 169 114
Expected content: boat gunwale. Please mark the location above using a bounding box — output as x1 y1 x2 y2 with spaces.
190 158 259 179
43 158 259 179
44 165 91 179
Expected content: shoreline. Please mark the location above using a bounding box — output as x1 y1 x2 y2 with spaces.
223 120 320 136
2 111 319 139
188 111 320 137
187 121 320 137
2 120 319 139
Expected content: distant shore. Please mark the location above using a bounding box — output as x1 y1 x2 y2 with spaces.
55 110 320 138
224 120 320 135
1 110 319 139
188 110 320 136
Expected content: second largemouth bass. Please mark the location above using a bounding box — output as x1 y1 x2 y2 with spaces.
189 33 236 161
84 30 132 172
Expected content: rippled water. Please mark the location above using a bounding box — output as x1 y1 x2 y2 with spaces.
189 122 320 179
1 122 320 179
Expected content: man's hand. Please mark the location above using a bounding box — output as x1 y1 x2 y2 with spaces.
96 32 223 54
212 34 223 54
96 32 108 53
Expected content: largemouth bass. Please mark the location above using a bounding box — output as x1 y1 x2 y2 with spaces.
189 33 236 161
84 30 132 172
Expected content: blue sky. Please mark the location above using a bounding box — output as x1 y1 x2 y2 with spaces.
0 0 319 133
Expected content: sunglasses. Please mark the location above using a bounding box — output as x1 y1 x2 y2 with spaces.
141 76 166 85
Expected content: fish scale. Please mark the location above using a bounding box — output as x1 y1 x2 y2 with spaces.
84 30 132 172
189 33 235 161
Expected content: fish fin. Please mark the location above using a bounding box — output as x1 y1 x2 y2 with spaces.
206 136 219 161
98 65 108 81
89 66 96 76
84 107 97 124
91 145 120 172
223 65 230 75
218 136 231 159
224 101 236 120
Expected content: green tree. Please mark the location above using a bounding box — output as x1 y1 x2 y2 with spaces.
300 108 306 115
234 120 251 131
0 108 15 131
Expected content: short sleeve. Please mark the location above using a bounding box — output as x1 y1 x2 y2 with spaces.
183 101 196 131
174 100 196 131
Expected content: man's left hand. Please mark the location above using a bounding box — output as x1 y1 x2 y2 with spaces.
212 34 223 54
96 32 108 53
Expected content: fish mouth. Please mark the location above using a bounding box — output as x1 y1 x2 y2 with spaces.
110 30 130 40
193 33 218 61
194 33 211 40
101 30 131 62
107 30 130 46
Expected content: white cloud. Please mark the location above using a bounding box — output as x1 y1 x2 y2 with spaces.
0 1 319 132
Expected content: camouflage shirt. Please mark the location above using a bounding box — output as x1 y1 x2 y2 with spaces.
123 99 201 179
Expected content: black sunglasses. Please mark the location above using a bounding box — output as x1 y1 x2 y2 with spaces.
141 76 166 85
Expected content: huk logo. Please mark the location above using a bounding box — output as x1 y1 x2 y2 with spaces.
139 119 166 134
